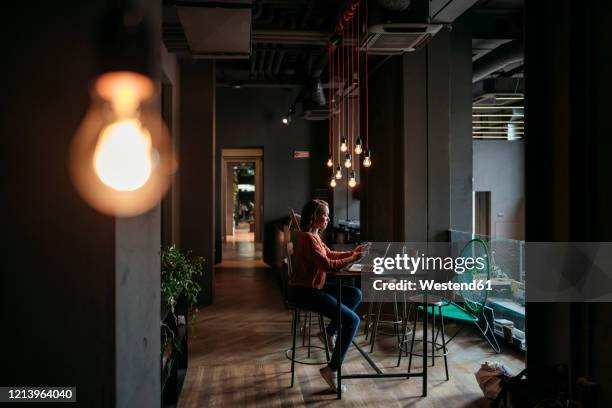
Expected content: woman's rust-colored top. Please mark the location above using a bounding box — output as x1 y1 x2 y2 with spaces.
289 231 353 289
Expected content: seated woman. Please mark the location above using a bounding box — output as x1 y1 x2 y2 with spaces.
288 199 363 393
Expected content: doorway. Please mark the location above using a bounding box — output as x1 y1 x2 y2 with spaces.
474 191 491 237
221 148 263 261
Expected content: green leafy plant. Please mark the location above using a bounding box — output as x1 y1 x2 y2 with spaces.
160 245 204 352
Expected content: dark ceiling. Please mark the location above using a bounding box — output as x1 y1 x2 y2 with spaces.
163 0 524 90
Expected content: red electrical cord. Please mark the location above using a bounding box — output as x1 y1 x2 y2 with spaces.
350 17 354 157
337 42 341 164
328 45 331 161
357 1 360 148
365 0 369 149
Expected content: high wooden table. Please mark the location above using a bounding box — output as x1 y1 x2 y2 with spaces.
332 267 429 399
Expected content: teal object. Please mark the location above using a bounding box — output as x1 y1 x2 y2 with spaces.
419 238 500 353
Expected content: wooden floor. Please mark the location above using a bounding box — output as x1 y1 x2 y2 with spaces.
178 263 525 408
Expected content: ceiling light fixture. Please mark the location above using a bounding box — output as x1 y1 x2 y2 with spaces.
348 171 357 188
344 153 352 168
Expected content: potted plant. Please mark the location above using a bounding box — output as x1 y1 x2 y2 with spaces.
160 245 204 352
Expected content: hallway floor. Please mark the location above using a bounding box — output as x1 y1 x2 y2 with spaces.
178 264 524 407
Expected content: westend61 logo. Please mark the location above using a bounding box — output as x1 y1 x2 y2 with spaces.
372 253 486 275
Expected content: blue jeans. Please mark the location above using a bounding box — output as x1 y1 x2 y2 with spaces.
289 283 362 370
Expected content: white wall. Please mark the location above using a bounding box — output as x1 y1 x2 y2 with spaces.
473 140 525 240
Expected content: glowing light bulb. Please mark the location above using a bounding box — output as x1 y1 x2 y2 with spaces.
326 157 333 167
70 71 175 217
363 148 372 168
344 153 352 168
330 178 337 188
354 137 363 155
93 119 153 191
335 165 343 179
340 137 348 152
348 171 357 188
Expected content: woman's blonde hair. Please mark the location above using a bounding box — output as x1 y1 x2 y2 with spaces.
300 199 329 232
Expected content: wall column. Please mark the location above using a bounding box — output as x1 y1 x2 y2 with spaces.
179 60 216 306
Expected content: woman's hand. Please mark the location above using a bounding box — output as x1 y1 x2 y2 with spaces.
353 244 363 256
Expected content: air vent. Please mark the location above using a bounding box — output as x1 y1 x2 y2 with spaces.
362 23 442 54
177 0 252 59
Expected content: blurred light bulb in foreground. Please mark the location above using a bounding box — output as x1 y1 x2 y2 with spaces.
340 137 348 152
70 71 175 217
330 177 337 188
326 157 333 167
94 119 153 191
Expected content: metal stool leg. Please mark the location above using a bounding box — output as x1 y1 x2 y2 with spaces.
396 314 409 367
439 306 449 381
364 301 374 339
290 309 298 387
393 291 401 344
318 314 330 363
369 301 383 353
301 311 307 346
431 307 435 367
408 307 419 374
307 312 312 358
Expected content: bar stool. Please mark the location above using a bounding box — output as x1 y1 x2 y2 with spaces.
397 295 450 381
363 277 407 353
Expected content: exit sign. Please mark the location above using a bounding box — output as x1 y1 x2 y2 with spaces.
293 151 310 158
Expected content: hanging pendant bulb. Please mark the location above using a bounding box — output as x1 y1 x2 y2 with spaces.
340 137 348 152
335 165 343 179
363 148 372 168
344 153 352 168
354 137 363 155
348 171 357 188
330 177 337 188
326 157 333 168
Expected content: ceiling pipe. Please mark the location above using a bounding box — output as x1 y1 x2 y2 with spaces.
252 0 263 20
273 49 286 76
249 49 257 79
473 39 523 83
258 48 267 79
265 48 277 77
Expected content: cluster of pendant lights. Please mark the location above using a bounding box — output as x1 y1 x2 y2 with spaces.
326 0 371 189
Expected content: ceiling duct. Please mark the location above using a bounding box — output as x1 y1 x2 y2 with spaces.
308 79 326 107
361 0 442 54
374 0 411 11
176 0 252 59
473 40 523 83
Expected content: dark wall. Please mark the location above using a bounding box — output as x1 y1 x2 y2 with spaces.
215 87 328 263
1 3 115 406
180 61 216 305
361 25 473 243
525 1 612 406
361 57 406 241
